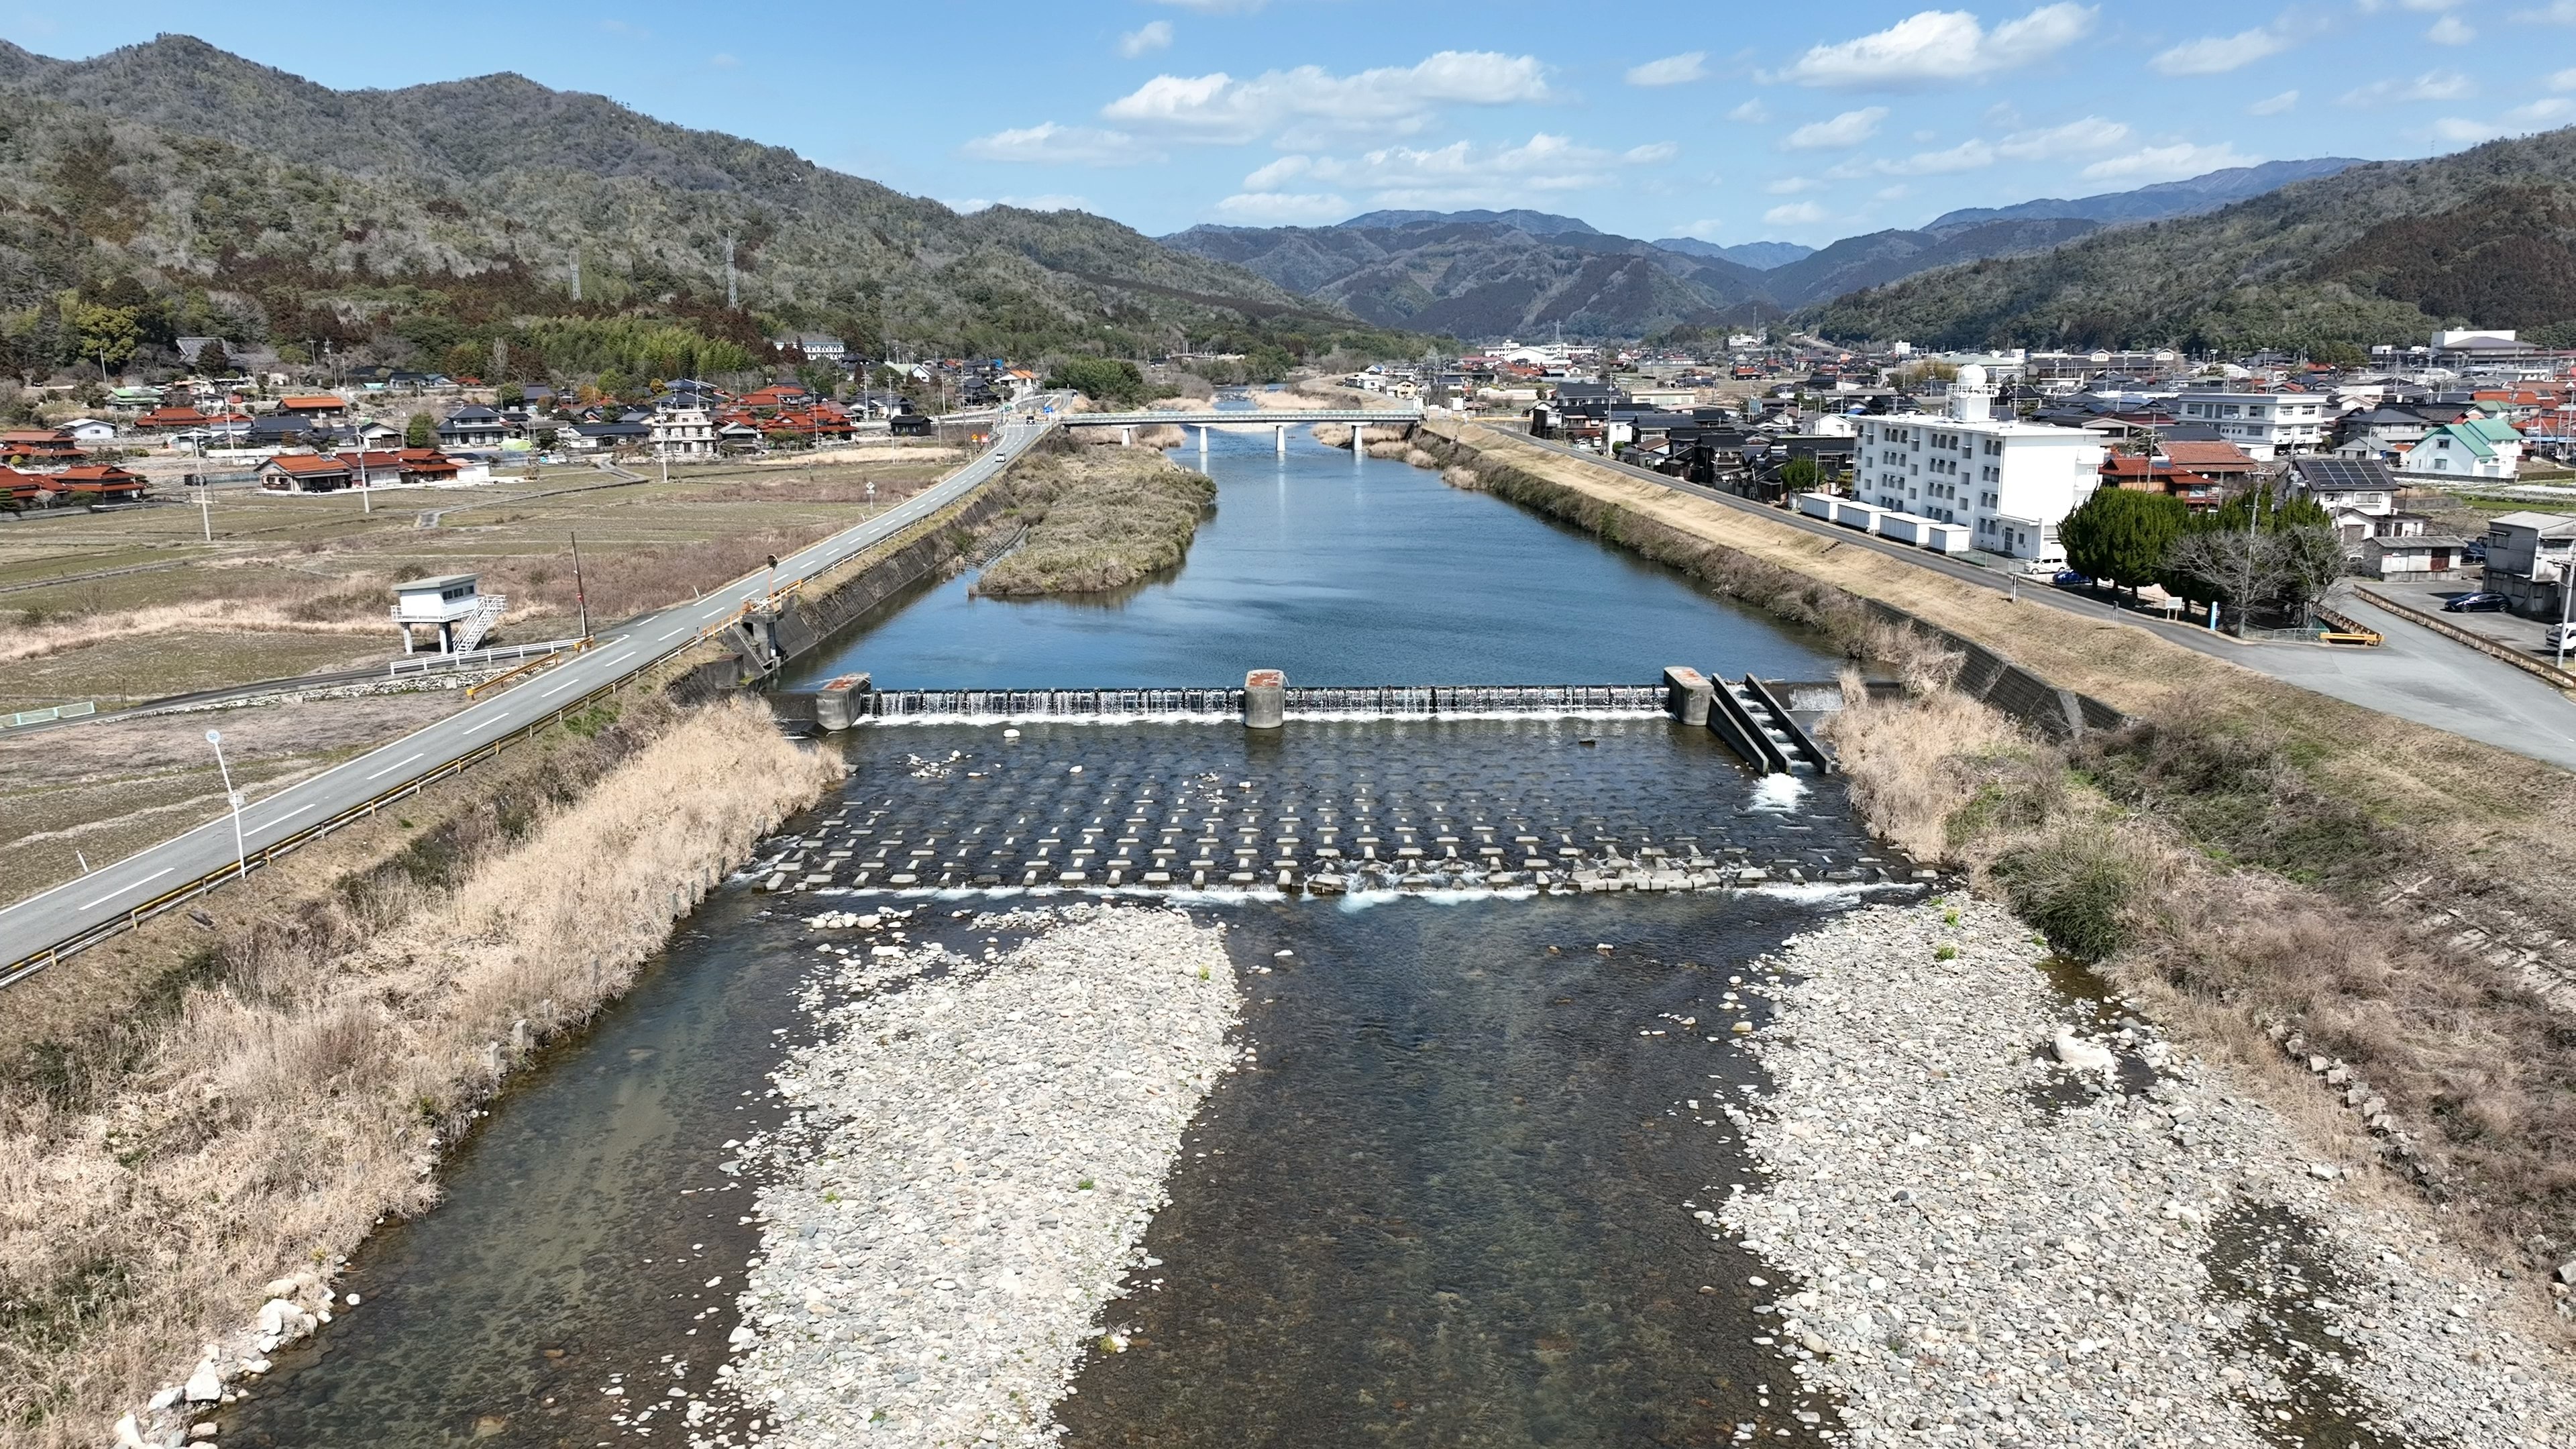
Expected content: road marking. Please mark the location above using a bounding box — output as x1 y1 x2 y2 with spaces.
79 867 173 911
267 802 319 822
366 752 424 780
541 673 588 698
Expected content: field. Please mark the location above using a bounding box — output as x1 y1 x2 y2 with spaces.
0 446 957 909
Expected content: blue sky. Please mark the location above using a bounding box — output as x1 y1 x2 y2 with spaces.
7 2 2575 245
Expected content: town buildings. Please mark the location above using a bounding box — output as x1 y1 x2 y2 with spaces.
1854 366 2101 561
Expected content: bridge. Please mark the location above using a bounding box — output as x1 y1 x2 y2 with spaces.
1058 406 1426 454
0 418 1059 987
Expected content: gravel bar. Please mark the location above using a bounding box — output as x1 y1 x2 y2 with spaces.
708 903 1241 1448
1719 898 2576 1447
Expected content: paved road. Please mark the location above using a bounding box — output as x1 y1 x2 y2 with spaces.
1494 428 2576 769
0 419 1055 977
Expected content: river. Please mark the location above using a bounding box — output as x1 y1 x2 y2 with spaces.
225 413 1884 1448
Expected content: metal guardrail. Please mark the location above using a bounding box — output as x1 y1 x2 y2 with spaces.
3 701 95 729
387 637 589 678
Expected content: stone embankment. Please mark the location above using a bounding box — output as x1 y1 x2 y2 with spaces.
707 904 1240 1448
1719 898 2576 1448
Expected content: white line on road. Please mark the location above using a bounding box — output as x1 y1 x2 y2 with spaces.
541 673 588 698
266 802 319 822
366 752 424 781
79 867 173 911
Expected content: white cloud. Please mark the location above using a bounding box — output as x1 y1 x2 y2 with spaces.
948 195 1091 213
2150 23 2298 76
1626 52 1707 87
2080 141 2259 181
1782 106 1888 150
1671 219 1730 241
2554 67 2576 90
2512 0 2576 19
2339 68 2473 104
2431 115 2507 142
2513 97 2576 122
1870 139 1998 174
1996 115 2130 158
1623 142 1680 162
2432 97 2576 143
2248 89 2300 115
1237 133 1663 209
1119 20 1173 57
1780 5 2096 87
1212 191 1350 223
1764 201 1829 226
1101 52 1550 144
959 122 1162 166
1766 176 1821 193
1728 99 1772 123
709 52 740 70
2426 13 2476 42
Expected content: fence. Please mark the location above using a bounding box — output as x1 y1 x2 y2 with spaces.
2 701 95 729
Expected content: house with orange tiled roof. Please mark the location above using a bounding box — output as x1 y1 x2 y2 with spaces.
51 464 146 501
276 394 349 417
137 405 210 430
257 453 354 492
1 429 79 464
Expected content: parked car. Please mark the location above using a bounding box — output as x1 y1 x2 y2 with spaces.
2444 592 2510 612
2051 569 2090 588
2547 622 2576 652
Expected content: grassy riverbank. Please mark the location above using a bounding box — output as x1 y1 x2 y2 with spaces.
0 694 841 1447
1424 421 2576 1298
975 445 1216 598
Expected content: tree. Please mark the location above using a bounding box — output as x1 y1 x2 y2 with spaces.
1778 457 1821 494
1043 356 1148 408
405 412 435 448
2159 486 2348 632
194 339 231 376
498 382 525 407
2060 488 2187 602
593 370 629 402
70 303 141 376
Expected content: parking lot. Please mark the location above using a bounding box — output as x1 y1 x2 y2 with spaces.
2359 576 2574 661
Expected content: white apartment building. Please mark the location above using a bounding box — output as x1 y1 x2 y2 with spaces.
650 405 716 459
1855 366 2102 562
2171 387 2328 459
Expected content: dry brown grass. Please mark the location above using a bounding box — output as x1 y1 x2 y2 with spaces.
0 697 841 1444
975 449 1214 597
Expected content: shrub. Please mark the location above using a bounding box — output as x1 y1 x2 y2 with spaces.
1993 828 2144 964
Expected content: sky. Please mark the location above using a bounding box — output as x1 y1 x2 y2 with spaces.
5 1 2575 247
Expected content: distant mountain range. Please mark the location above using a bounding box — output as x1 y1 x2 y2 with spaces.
1805 130 2576 352
1159 160 2371 339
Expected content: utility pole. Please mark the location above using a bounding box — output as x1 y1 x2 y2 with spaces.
205 729 246 880
572 532 591 641
197 482 211 541
572 248 582 303
724 233 738 311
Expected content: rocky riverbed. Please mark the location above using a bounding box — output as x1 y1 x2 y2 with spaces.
704 902 1241 1448
1719 898 2576 1447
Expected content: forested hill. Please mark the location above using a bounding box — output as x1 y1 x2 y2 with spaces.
1801 127 2576 354
0 35 1392 382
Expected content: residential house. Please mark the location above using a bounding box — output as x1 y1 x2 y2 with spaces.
2398 417 2524 481
2479 511 2576 618
0 465 47 508
2100 455 2224 511
59 417 117 447
572 419 651 450
2159 440 2259 482
276 394 350 418
773 334 847 361
1 429 79 464
258 454 355 492
650 406 716 458
437 405 508 449
2289 457 2400 543
51 464 147 502
136 405 211 431
1854 365 2101 561
2170 386 2330 459
246 414 336 449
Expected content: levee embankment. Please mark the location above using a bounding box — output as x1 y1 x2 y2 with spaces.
1424 421 2576 1307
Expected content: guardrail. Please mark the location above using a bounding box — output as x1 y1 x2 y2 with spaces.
386 637 588 678
2311 604 2384 647
3 701 95 729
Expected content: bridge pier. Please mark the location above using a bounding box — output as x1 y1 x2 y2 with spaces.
1274 424 1286 457
1198 425 1208 461
1120 425 1135 447
1662 665 1712 727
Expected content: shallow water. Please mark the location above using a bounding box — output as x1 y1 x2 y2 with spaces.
225 421 1876 1447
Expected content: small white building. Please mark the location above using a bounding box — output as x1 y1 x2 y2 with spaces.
60 417 116 446
2398 418 2524 482
1854 365 2102 563
651 405 716 459
390 573 504 655
2170 386 2330 459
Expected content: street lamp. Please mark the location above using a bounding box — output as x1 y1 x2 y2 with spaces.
205 729 247 880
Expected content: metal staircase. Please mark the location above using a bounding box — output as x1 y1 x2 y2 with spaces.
449 593 508 655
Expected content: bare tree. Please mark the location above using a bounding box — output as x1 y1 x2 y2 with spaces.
2164 529 2294 635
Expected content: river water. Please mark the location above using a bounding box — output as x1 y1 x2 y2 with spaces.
227 417 1888 1448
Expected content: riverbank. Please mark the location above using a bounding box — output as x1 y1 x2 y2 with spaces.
718 904 1240 1447
1424 421 2576 1283
0 694 841 1449
1724 896 2576 1446
973 448 1216 598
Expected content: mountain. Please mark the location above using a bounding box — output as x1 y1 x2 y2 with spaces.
1340 208 1599 235
1163 215 1776 338
1163 208 2099 337
1652 238 1815 270
0 36 1392 382
1925 158 2365 231
1804 129 2576 352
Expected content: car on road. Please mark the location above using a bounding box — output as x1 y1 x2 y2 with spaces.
2051 569 2090 588
2444 592 2510 612
2547 622 2576 653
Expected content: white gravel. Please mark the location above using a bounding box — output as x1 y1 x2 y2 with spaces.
708 903 1240 1449
1720 897 2576 1448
